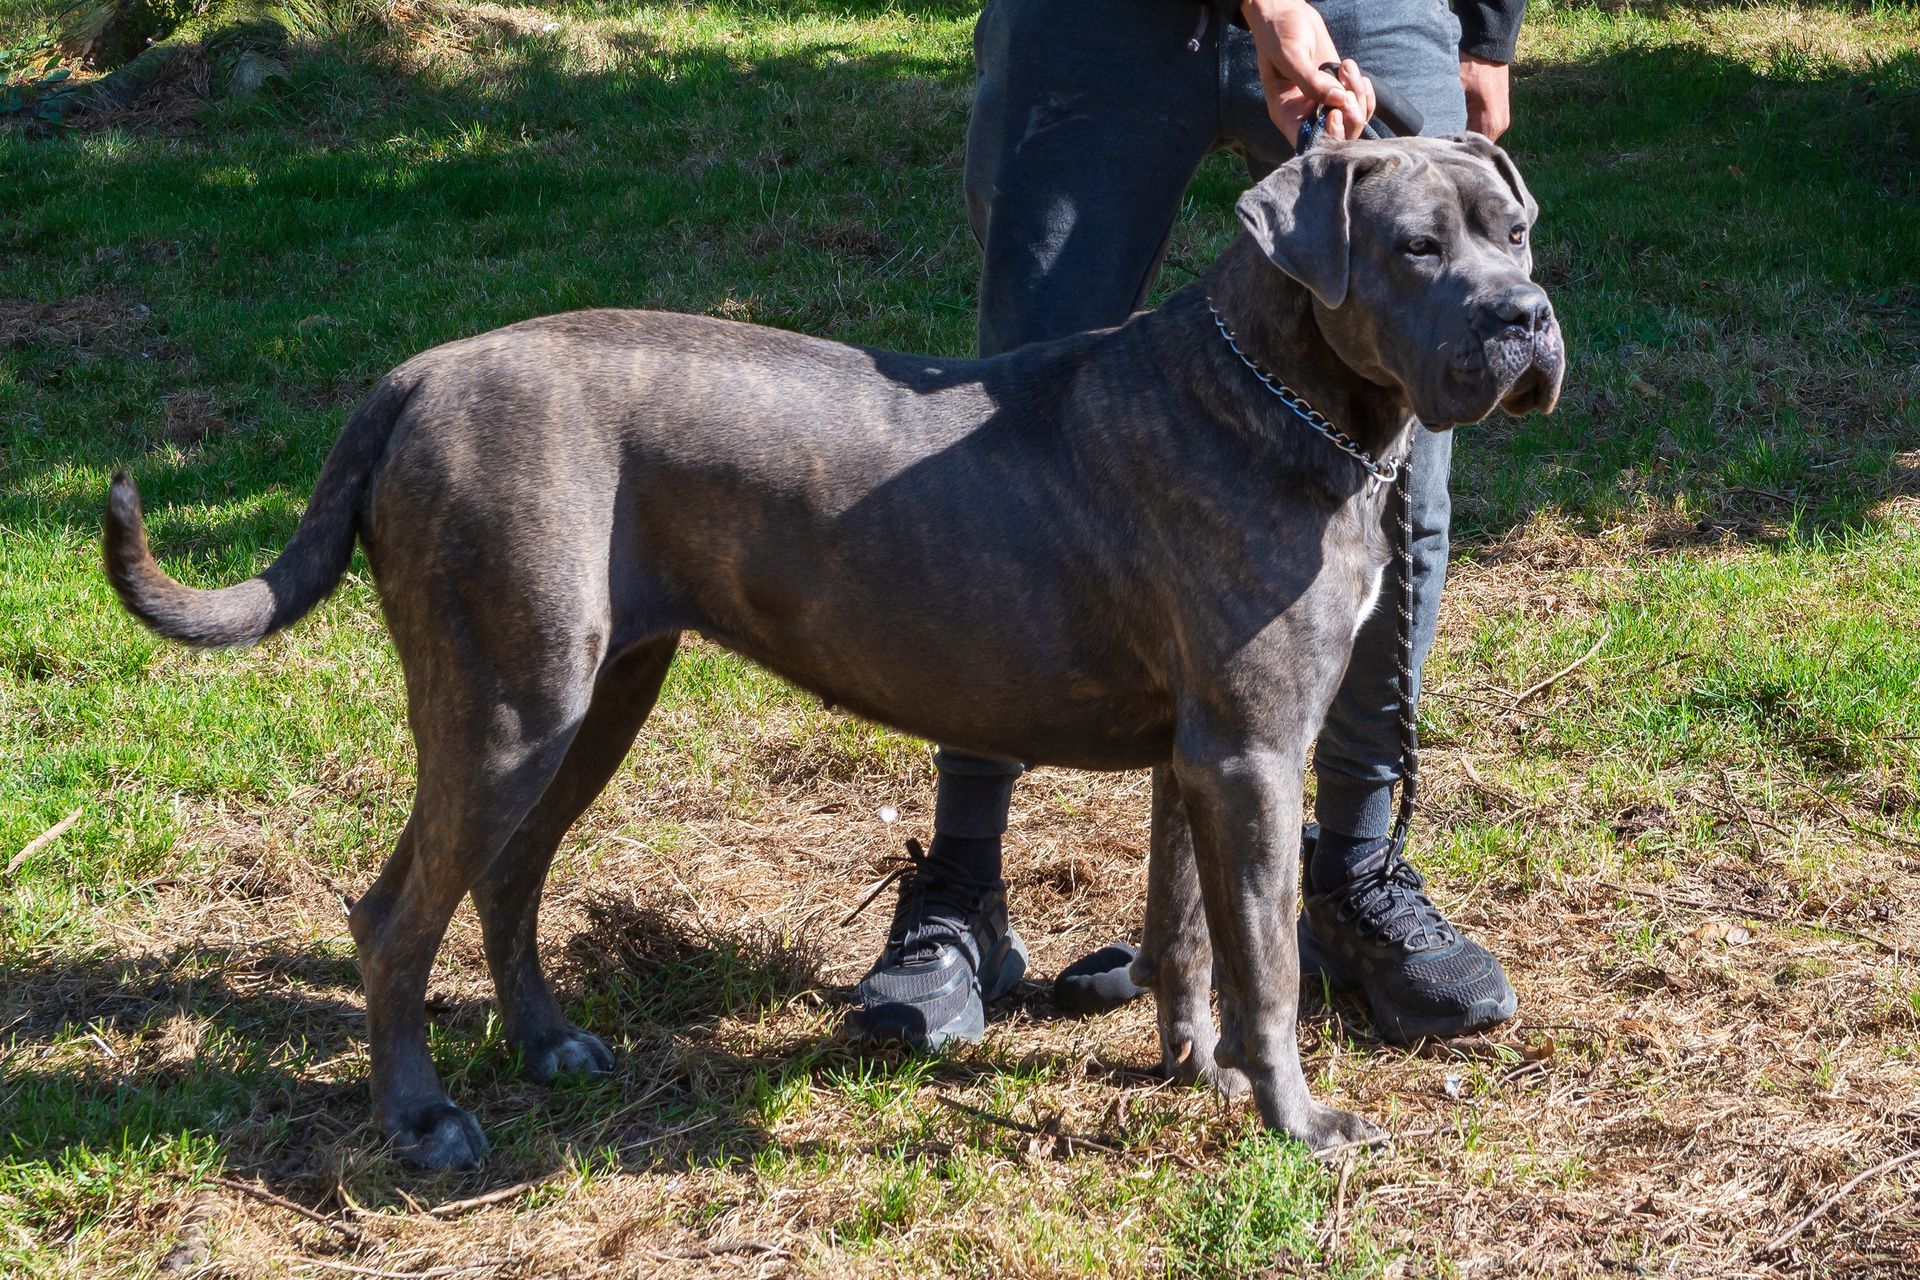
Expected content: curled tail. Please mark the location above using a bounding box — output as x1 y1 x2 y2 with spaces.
104 372 418 648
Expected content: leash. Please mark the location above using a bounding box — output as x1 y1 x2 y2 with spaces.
1219 66 1426 861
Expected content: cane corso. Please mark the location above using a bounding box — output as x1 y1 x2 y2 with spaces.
105 135 1564 1168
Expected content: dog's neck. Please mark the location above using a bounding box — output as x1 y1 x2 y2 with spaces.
1188 237 1415 473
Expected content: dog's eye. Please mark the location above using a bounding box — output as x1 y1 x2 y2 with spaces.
1508 225 1527 246
1406 236 1439 257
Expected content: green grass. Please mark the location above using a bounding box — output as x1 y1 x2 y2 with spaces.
4 1 1920 1276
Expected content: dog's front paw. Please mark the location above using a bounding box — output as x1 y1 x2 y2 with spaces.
520 1026 614 1084
1293 1102 1384 1157
384 1100 490 1170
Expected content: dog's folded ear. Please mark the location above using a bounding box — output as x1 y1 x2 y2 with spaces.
1235 148 1363 309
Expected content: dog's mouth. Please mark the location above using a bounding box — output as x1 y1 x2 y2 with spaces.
1493 320 1565 417
1431 320 1565 425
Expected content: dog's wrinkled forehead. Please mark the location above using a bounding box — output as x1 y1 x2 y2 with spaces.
1351 135 1538 228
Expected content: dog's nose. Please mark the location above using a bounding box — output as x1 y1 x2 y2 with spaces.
1490 285 1553 335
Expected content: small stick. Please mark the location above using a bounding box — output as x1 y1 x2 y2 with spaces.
1328 1155 1354 1247
1422 689 1556 721
1309 1124 1445 1164
1717 768 1766 858
210 1176 367 1244
272 1259 492 1279
1758 1146 1920 1255
935 1094 1124 1155
1514 626 1612 704
425 1180 544 1219
6 806 81 876
1788 777 1920 853
641 1240 785 1262
1598 882 1899 956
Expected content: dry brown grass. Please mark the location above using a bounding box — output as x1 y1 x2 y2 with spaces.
13 518 1916 1277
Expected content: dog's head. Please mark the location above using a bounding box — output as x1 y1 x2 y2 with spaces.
1235 134 1565 427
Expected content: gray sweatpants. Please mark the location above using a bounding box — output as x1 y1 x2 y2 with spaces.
935 0 1467 844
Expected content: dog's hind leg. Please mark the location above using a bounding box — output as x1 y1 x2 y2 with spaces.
348 621 602 1170
470 633 681 1085
1136 766 1247 1100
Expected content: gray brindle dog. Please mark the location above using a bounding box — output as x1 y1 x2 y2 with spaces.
105 135 1564 1169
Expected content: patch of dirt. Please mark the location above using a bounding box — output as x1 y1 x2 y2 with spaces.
0 294 154 354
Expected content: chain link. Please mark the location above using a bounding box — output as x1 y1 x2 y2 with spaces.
1206 300 1399 489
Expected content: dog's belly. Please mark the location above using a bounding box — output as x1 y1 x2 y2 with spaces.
693 620 1176 771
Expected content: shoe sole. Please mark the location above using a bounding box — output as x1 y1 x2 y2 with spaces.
1298 926 1517 1045
850 928 1029 1051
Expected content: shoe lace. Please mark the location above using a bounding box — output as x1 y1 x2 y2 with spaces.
840 839 986 966
1330 847 1459 953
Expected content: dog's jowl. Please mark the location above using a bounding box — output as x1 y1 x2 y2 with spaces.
104 136 1564 1169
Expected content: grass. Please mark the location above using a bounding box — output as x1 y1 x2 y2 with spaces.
3 0 1919 1275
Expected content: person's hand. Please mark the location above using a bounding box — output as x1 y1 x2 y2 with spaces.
1459 55 1511 139
1241 0 1375 146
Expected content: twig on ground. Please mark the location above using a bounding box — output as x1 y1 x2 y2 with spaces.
1423 689 1556 720
425 1180 546 1218
1728 485 1800 506
935 1094 1125 1156
208 1176 368 1244
6 806 82 876
640 1240 786 1262
1598 882 1899 955
1717 768 1766 858
1309 1125 1449 1164
1757 1146 1920 1256
1328 1154 1355 1248
1460 757 1531 807
1514 626 1613 704
271 1257 499 1278
1788 777 1920 853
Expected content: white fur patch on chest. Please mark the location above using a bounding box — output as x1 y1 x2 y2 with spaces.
1354 566 1385 638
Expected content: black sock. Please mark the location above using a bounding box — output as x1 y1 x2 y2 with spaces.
924 833 1003 887
1309 828 1390 894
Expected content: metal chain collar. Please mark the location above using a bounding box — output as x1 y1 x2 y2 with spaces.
1205 299 1399 492
1204 295 1420 857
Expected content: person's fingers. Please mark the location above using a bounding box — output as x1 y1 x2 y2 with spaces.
1275 52 1349 116
1336 60 1372 137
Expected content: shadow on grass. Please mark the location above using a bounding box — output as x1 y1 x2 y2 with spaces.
0 883 1190 1207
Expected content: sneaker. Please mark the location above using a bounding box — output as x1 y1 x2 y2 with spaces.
1298 837 1517 1044
1052 940 1146 1016
847 841 1028 1049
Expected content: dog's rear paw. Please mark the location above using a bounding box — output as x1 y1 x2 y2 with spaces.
1161 1035 1251 1100
523 1026 614 1084
385 1101 490 1170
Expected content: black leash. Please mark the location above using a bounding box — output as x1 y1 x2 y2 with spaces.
1281 74 1423 859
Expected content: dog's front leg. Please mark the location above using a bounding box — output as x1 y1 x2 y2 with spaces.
1170 727 1382 1153
1137 765 1247 1098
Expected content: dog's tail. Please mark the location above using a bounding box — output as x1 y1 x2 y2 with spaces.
104 372 418 648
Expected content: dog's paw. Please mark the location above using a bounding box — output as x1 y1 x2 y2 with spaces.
1297 1103 1385 1158
1160 1034 1250 1099
384 1100 490 1171
522 1026 614 1084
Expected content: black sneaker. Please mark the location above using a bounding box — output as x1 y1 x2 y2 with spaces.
847 841 1028 1049
1299 839 1516 1044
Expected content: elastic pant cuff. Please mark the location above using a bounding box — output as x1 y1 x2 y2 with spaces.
932 749 1022 839
1313 770 1398 843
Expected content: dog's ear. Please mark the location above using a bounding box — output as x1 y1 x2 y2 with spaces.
1234 148 1361 308
1449 132 1538 222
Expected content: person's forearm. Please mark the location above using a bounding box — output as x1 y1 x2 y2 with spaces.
1454 0 1525 64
